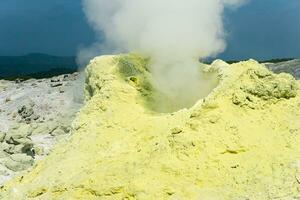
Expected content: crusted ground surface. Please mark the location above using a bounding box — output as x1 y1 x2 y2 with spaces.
1 54 300 200
0 73 83 184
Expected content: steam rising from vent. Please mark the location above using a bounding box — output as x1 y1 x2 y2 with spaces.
80 0 246 110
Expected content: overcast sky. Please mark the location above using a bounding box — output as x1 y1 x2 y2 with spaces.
0 0 299 60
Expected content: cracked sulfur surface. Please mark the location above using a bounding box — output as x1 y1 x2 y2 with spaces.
1 54 300 200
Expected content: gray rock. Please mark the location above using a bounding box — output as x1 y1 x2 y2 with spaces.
12 142 34 156
63 73 78 81
4 154 34 172
59 87 65 93
62 74 70 81
60 125 70 133
2 143 15 154
50 82 63 87
0 142 12 153
31 123 51 135
50 127 66 136
5 124 31 144
5 133 27 145
0 149 9 159
0 132 6 142
18 105 34 119
33 146 45 156
2 143 34 157
50 77 61 82
31 114 40 121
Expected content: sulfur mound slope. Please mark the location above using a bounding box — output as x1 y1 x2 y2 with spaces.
1 54 300 200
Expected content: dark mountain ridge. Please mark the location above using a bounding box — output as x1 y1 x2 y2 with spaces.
0 53 78 79
0 53 298 80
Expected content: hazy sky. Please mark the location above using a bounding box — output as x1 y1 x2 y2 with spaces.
0 0 299 60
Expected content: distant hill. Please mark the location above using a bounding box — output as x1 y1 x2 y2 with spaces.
265 59 300 80
0 53 78 79
224 58 295 64
204 58 295 65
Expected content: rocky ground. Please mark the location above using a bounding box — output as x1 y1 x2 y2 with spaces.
265 59 300 79
0 58 298 190
0 73 83 184
1 55 299 199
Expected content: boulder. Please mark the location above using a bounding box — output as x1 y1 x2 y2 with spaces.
33 146 45 156
5 124 31 144
30 123 50 135
50 127 67 136
0 148 9 159
4 139 34 155
18 105 34 119
4 154 34 172
17 103 40 123
1 143 15 154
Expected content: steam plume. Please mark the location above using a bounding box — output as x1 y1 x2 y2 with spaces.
80 0 246 110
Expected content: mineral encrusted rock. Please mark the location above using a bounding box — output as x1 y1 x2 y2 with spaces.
4 154 34 172
1 54 300 199
0 72 83 184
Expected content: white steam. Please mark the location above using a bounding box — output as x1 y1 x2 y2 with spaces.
80 0 245 110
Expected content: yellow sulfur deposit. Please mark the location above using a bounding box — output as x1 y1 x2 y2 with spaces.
1 54 300 199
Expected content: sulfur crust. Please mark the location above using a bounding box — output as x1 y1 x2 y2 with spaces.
1 54 300 199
